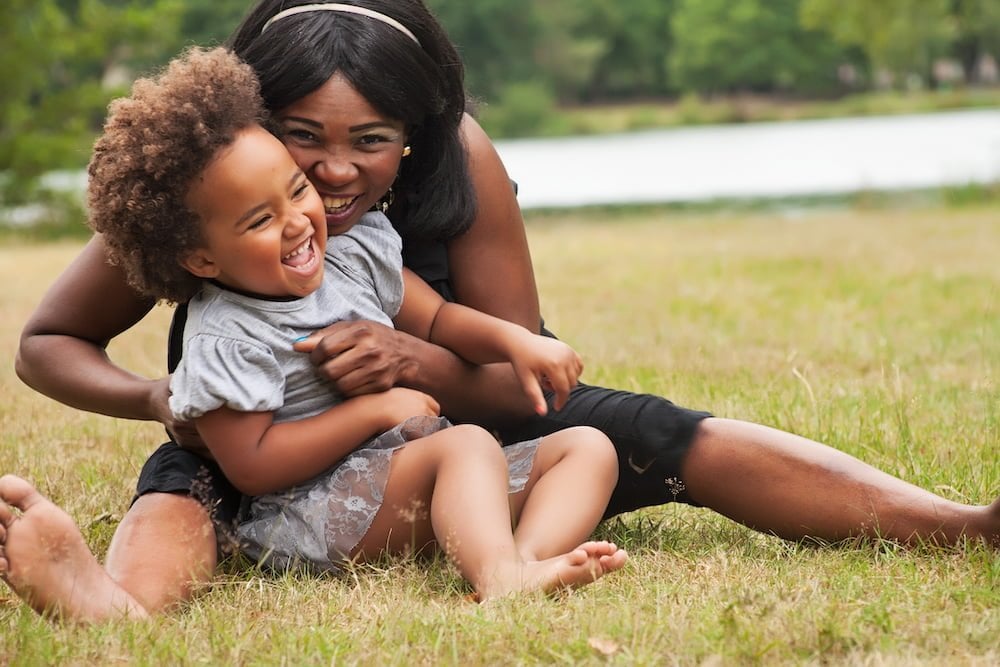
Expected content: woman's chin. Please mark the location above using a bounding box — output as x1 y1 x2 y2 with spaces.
325 202 366 234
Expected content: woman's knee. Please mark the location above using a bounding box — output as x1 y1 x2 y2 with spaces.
106 492 217 613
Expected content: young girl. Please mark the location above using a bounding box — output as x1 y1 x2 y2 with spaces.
80 46 625 602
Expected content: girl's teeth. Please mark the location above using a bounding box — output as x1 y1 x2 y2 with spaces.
284 239 310 259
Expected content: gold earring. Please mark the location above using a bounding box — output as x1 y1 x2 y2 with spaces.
402 145 412 157
376 187 395 214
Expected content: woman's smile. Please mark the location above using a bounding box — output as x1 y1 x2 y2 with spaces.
321 193 366 232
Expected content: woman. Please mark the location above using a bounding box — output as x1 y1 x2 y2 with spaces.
6 0 999 622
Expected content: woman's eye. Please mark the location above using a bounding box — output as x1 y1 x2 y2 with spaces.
357 133 388 146
283 128 318 143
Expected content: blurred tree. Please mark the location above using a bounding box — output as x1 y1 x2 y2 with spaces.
179 0 252 48
670 0 845 95
532 1 607 103
575 0 676 100
1 0 994 191
426 0 543 101
952 0 1000 81
0 0 182 203
800 0 955 87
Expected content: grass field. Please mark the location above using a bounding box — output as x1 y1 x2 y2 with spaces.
1 205 998 665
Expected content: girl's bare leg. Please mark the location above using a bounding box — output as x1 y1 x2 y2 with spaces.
509 426 620 560
0 474 217 622
682 418 1000 546
353 425 624 601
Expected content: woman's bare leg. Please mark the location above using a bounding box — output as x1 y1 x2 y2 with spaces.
509 427 620 560
682 418 1000 546
104 492 218 613
353 425 624 601
0 475 218 622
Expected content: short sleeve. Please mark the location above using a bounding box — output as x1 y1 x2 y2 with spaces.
168 334 286 421
333 212 404 319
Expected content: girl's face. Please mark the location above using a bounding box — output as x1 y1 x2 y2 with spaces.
274 73 407 236
183 126 327 298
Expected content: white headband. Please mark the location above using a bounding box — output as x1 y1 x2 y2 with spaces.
260 3 420 46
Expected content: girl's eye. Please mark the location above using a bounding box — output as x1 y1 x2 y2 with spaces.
248 215 271 230
292 182 311 199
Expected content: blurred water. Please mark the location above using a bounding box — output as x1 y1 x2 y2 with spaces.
5 109 999 226
494 109 1000 209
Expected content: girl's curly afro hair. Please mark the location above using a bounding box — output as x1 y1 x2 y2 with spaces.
87 46 268 304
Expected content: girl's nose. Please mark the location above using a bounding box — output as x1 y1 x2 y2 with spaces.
284 208 312 237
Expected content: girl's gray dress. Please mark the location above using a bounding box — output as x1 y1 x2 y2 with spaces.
169 212 539 572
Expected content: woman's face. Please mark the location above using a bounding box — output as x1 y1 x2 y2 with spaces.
274 73 407 236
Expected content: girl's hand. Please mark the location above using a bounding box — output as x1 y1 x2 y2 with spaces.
376 387 441 427
510 337 583 415
294 320 418 396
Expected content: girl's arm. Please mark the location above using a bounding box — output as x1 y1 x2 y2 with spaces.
394 270 581 414
15 235 175 427
194 387 440 496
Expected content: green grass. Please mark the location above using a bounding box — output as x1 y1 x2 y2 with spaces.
2 206 999 664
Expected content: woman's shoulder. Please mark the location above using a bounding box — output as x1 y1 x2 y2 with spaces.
459 113 496 159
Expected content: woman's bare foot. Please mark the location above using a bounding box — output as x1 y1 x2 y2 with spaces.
478 540 628 602
0 475 146 622
985 497 1000 548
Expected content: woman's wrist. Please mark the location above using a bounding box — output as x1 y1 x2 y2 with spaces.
144 376 173 424
392 334 439 391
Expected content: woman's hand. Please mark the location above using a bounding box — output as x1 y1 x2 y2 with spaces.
509 336 583 415
293 320 419 396
147 376 208 454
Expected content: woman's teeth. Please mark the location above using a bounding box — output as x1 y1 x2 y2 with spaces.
324 195 355 213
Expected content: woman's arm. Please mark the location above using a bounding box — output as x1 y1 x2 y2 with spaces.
296 322 536 426
15 235 172 425
447 114 541 331
194 387 440 496
298 114 546 426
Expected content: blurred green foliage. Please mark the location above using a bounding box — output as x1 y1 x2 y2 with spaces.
1 0 997 214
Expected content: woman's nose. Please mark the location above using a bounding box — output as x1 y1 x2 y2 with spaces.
314 150 359 187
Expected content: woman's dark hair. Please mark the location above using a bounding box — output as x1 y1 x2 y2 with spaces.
228 0 475 241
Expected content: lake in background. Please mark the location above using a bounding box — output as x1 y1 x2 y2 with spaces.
494 109 1000 209
4 109 999 227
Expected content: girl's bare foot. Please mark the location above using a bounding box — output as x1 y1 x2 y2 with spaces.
478 540 627 602
0 475 146 622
